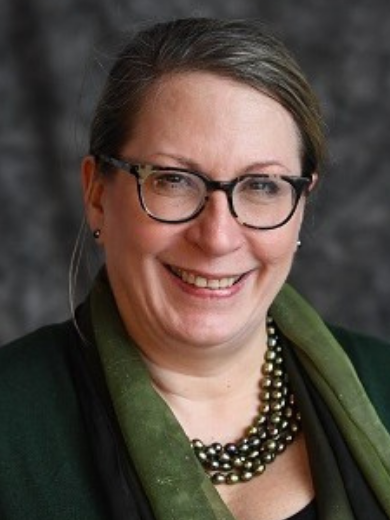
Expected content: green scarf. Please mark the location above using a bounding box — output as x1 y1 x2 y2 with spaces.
91 277 390 520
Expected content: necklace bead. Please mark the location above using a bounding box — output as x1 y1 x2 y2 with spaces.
191 317 301 485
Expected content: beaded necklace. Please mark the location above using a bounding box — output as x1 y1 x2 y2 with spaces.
191 317 301 485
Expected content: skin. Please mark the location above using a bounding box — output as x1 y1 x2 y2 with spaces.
83 72 316 519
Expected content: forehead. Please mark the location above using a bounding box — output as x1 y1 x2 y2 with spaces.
123 72 302 172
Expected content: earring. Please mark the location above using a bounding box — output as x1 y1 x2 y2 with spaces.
93 229 101 239
297 239 302 248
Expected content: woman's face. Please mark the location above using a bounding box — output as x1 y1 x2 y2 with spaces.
84 72 308 356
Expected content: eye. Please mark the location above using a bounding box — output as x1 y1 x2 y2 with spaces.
148 171 201 198
237 176 285 203
247 179 280 194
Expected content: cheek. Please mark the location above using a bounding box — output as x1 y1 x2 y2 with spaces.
101 186 141 267
102 187 178 266
251 221 301 268
103 181 143 239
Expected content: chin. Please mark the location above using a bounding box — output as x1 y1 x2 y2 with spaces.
166 311 256 349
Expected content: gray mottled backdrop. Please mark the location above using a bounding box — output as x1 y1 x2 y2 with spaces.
1 0 389 345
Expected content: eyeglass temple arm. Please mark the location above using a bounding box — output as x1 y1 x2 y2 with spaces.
96 155 139 178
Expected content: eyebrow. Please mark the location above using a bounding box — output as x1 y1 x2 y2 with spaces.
144 152 289 174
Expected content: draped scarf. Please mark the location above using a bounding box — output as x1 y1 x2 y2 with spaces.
80 275 390 520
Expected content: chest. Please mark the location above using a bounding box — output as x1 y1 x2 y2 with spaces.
216 435 314 520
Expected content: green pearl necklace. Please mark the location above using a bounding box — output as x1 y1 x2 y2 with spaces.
191 317 301 485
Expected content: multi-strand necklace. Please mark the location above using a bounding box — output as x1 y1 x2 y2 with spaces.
191 317 301 485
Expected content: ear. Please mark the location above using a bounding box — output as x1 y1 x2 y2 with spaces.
296 171 319 231
81 155 105 234
308 172 319 193
295 171 319 246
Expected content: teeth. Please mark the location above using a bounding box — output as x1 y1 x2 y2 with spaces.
171 267 240 289
195 276 208 288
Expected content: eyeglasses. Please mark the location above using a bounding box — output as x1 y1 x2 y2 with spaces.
97 154 313 230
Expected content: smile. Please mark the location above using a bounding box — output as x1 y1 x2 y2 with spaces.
169 266 243 290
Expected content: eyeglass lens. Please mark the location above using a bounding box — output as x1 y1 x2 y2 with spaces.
140 168 300 228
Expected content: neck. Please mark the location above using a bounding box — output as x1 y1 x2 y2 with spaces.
139 326 268 444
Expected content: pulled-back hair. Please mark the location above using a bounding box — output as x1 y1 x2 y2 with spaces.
89 18 325 175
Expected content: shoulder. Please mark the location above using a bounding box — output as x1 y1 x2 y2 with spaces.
0 321 108 518
0 320 81 437
330 325 390 375
0 319 76 359
0 320 77 394
330 325 390 429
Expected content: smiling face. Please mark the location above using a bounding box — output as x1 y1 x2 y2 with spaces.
83 72 308 363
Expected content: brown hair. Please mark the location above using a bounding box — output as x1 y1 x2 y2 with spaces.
89 18 325 175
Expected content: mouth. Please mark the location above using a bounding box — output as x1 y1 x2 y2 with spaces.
168 265 245 290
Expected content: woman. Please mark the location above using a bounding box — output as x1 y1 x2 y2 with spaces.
0 17 389 520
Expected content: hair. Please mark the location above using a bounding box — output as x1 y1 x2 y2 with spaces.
72 18 326 336
89 18 325 176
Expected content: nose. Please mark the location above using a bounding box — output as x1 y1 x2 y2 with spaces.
184 191 244 256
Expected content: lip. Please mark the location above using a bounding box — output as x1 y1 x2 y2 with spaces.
164 263 253 297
